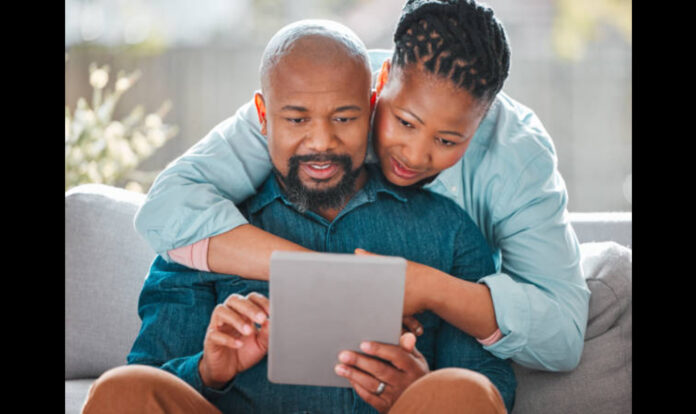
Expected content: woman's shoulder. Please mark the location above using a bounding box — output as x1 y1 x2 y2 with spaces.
469 91 559 176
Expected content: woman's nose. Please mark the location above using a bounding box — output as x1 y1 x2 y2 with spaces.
401 136 431 169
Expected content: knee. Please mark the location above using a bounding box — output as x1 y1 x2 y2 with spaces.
81 365 163 413
92 364 162 392
393 368 507 414
425 368 501 394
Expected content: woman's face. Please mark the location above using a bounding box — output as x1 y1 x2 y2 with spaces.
372 63 489 187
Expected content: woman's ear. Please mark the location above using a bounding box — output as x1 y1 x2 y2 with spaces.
254 92 267 135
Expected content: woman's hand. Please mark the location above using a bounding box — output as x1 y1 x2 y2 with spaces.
334 332 430 413
355 248 434 316
401 315 424 337
198 292 270 389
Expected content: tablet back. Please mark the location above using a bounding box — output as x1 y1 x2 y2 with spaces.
268 251 406 388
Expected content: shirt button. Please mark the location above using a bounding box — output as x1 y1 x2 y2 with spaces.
451 186 458 193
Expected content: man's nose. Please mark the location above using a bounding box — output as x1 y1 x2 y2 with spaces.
304 119 339 152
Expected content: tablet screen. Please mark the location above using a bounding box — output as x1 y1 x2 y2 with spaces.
268 251 406 388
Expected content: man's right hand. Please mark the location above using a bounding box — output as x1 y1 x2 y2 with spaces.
198 292 270 389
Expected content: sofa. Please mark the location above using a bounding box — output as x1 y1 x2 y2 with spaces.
65 183 632 413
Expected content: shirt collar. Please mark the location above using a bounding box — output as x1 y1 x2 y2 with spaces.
246 164 409 216
423 156 463 198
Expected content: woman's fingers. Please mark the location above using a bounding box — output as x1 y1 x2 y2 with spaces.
401 316 423 336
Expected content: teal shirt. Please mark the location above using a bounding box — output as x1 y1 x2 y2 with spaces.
134 49 591 372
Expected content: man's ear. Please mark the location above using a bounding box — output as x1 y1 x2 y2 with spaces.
254 92 267 135
375 58 391 97
370 59 390 112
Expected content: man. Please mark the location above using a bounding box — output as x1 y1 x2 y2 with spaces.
81 20 515 414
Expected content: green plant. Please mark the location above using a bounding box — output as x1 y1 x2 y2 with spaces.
552 0 631 61
65 62 178 192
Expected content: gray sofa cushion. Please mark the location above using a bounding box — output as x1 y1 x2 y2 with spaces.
65 184 155 379
511 242 632 414
66 379 95 414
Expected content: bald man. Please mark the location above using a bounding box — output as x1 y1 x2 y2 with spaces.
80 20 513 414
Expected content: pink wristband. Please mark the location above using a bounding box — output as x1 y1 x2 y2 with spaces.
477 328 503 346
168 237 211 272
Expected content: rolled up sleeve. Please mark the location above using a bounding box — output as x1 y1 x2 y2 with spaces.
479 150 591 372
134 99 272 261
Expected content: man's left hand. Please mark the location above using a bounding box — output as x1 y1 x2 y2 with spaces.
334 332 429 413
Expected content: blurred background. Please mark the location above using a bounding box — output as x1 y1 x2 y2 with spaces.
65 0 631 212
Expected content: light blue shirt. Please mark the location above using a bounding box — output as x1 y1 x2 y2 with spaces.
134 49 590 372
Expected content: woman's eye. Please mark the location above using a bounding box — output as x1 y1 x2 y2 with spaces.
437 137 456 146
396 116 413 128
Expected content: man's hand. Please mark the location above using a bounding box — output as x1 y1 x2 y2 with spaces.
198 292 270 389
334 332 430 413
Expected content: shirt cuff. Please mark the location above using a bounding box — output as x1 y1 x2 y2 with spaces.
477 272 531 358
477 328 503 346
180 351 237 401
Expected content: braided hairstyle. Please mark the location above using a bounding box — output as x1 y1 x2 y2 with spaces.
392 0 510 104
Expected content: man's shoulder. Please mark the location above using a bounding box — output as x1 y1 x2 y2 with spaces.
239 174 281 217
386 183 477 231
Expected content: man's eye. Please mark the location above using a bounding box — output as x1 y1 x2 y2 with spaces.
334 117 355 123
286 118 306 124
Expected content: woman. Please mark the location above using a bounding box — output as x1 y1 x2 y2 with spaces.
135 0 590 374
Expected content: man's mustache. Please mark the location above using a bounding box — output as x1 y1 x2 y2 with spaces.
290 153 351 164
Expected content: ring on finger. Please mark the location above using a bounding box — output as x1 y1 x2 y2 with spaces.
375 381 386 396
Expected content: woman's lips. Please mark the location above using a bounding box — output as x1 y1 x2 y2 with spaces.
300 162 340 180
390 156 422 180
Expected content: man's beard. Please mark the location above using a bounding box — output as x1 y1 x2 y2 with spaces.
273 153 364 213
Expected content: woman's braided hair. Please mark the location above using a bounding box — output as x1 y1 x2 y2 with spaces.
392 0 510 103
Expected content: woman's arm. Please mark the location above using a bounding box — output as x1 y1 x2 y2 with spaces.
426 94 591 372
207 224 310 279
394 257 498 341
135 50 392 278
357 215 500 343
134 99 271 262
477 145 590 372
134 98 311 279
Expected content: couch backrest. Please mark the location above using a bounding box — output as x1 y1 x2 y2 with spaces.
65 184 155 379
569 212 631 248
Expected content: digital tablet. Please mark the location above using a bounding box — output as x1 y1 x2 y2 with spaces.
267 251 406 388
